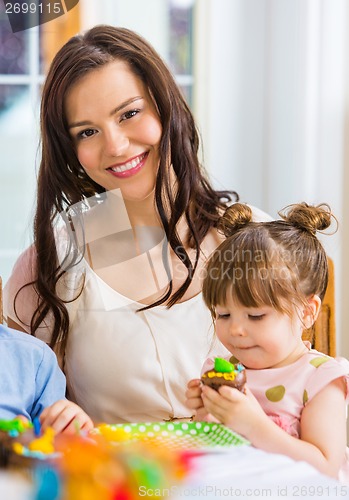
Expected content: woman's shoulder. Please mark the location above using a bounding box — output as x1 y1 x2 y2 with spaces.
8 244 36 273
3 241 84 336
3 246 38 333
4 245 37 298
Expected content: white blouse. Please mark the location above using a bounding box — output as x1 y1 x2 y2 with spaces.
65 269 229 423
4 242 229 424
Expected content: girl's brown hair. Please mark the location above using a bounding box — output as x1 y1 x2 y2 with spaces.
202 202 334 319
15 25 236 351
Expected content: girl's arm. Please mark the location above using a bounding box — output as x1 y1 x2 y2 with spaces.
186 379 221 422
202 377 347 478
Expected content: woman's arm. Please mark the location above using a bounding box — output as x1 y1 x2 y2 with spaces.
3 246 37 334
202 378 347 478
4 246 55 343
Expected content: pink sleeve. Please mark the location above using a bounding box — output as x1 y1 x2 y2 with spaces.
305 356 349 404
3 246 52 342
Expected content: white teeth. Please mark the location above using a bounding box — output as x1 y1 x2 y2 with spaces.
110 154 145 173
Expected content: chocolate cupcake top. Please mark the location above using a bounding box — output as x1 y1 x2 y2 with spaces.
201 357 246 390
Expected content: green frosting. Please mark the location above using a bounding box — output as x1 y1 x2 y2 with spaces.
214 357 234 373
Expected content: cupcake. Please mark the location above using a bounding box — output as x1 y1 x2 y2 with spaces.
201 357 246 392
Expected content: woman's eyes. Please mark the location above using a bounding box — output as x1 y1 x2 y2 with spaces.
120 108 140 121
77 128 96 140
75 109 141 140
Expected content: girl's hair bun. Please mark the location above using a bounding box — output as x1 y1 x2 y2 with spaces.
218 203 253 237
279 202 334 235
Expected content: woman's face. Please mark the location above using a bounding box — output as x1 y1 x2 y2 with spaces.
65 60 162 201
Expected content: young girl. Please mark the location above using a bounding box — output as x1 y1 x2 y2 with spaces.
186 202 349 482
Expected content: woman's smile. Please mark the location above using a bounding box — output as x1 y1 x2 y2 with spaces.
107 152 149 178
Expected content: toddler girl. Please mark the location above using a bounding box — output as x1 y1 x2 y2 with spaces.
186 202 349 482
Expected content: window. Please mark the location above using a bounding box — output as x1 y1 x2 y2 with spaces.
0 10 43 282
169 0 194 104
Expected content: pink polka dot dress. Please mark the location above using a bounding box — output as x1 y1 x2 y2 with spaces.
203 343 349 483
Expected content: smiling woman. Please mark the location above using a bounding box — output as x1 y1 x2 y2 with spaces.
2 24 252 425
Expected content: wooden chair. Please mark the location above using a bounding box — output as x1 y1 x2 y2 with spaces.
302 257 336 357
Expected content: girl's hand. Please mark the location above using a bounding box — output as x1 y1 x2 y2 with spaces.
185 379 204 410
185 379 219 422
185 378 207 420
40 400 94 434
201 384 268 438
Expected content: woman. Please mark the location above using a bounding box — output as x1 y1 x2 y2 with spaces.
4 25 266 423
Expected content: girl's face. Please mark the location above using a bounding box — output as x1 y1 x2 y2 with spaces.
65 60 162 201
215 297 306 369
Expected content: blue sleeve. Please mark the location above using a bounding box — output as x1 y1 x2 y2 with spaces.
30 345 66 420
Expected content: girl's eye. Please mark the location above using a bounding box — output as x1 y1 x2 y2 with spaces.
216 313 230 320
248 314 265 321
78 129 96 140
121 109 140 121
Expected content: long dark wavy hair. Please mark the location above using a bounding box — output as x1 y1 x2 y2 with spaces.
17 25 236 351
